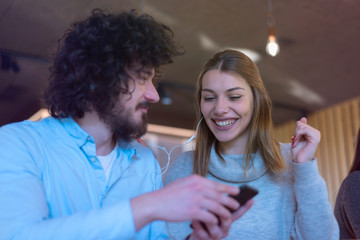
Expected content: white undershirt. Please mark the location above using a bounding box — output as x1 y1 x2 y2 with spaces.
97 147 117 181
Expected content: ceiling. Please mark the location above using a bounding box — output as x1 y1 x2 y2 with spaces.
1 0 359 130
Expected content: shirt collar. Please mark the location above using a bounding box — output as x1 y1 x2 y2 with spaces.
59 117 139 160
59 117 93 147
117 140 138 161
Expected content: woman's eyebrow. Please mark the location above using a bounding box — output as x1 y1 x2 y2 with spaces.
201 87 245 93
201 88 215 93
227 87 245 92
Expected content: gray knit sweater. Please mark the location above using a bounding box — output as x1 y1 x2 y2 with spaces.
334 171 360 239
164 144 339 240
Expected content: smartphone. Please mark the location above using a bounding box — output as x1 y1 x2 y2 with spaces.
229 185 258 212
197 184 258 231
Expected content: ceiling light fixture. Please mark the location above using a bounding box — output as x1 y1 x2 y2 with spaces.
266 0 280 57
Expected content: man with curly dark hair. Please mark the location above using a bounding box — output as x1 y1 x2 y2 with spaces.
0 9 251 240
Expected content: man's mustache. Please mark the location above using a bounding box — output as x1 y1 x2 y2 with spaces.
136 102 151 110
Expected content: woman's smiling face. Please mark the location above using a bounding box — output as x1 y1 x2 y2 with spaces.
200 69 254 146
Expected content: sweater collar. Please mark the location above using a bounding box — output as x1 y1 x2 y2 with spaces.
208 145 268 183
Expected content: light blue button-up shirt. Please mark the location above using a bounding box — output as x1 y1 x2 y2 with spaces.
0 117 168 239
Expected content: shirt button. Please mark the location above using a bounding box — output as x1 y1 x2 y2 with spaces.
90 157 96 162
87 136 91 141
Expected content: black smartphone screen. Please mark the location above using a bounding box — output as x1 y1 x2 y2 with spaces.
194 184 259 236
230 185 258 212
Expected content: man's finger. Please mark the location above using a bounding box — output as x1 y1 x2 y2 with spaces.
232 199 254 221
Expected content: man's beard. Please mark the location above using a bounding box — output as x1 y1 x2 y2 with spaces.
102 103 149 142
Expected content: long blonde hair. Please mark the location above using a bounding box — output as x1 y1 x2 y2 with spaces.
193 49 286 176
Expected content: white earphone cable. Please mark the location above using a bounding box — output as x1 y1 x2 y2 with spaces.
141 118 203 190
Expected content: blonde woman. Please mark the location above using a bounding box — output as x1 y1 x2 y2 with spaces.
164 49 339 239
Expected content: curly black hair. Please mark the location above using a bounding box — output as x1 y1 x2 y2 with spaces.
44 9 183 118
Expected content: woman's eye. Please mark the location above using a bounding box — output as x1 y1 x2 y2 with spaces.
203 96 215 101
229 96 242 100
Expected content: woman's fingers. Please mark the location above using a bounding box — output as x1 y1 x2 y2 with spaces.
291 117 321 163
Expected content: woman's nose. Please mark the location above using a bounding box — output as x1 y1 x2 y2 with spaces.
214 98 229 114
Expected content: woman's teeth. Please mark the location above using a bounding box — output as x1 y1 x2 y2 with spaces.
215 120 235 127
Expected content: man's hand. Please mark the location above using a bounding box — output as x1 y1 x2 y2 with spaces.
130 174 240 231
188 199 254 240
